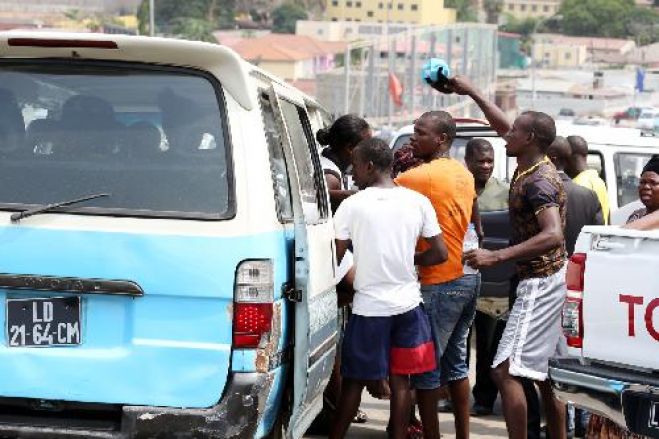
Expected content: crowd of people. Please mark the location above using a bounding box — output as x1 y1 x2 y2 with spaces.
316 74 659 439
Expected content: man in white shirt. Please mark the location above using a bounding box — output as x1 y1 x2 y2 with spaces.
329 138 448 439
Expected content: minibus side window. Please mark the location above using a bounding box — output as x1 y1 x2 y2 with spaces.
260 94 294 222
279 100 328 224
297 105 330 220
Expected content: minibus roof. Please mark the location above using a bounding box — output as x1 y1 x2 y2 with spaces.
0 31 325 113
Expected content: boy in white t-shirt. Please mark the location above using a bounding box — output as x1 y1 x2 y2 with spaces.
329 138 448 439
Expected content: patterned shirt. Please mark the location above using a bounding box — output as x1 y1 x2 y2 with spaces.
626 207 648 224
509 160 567 279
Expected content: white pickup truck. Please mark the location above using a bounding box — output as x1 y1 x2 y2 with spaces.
549 226 659 438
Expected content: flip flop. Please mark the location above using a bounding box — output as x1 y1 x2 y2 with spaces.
323 395 368 424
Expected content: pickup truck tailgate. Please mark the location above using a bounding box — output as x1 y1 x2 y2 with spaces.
581 228 659 370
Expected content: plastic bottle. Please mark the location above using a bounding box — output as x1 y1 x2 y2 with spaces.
463 223 479 275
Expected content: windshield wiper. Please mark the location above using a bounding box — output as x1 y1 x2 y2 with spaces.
10 193 111 223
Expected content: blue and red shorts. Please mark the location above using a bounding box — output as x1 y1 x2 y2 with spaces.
341 305 436 380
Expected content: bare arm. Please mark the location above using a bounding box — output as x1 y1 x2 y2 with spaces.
414 234 448 266
433 75 511 136
335 239 351 266
465 207 563 268
471 198 484 244
592 197 604 226
622 209 659 230
497 207 563 262
325 173 357 207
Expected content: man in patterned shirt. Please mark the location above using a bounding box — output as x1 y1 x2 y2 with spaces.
435 76 568 439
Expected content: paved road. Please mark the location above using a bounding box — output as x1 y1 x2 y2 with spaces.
305 350 509 438
306 393 508 438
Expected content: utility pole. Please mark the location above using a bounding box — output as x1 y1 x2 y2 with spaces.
343 44 351 114
531 14 562 110
149 0 155 37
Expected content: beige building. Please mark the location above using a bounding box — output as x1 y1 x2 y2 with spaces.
533 34 636 68
297 20 420 42
533 41 588 68
324 0 456 25
503 0 561 19
222 34 346 82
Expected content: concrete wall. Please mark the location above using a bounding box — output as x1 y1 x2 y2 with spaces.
516 92 633 116
258 61 297 81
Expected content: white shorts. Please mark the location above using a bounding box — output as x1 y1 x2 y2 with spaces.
493 266 567 381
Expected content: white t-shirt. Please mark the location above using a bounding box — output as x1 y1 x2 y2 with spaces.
333 186 442 317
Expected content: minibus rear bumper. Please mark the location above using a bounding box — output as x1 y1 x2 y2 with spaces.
0 372 273 439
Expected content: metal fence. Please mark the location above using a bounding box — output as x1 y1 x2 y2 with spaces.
315 23 498 129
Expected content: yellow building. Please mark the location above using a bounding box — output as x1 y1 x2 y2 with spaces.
324 0 456 26
532 42 588 68
503 0 561 19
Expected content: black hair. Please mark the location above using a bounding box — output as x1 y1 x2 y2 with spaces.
547 136 571 170
465 138 493 160
420 111 456 143
566 135 589 157
316 114 370 151
354 137 393 171
642 154 659 175
521 111 556 152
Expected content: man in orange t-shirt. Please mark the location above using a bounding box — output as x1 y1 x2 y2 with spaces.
395 111 479 439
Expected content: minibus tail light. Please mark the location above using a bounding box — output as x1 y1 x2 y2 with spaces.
233 260 274 349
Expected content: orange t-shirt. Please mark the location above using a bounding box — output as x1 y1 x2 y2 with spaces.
395 158 475 285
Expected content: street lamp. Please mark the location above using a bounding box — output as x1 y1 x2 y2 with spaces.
530 14 562 109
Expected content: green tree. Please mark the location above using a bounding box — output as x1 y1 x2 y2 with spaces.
559 0 635 38
64 9 82 21
171 17 217 43
483 0 503 24
625 6 659 45
137 0 235 35
445 0 478 22
500 15 538 38
271 3 307 34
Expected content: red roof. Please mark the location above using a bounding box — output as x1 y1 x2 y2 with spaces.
498 31 522 39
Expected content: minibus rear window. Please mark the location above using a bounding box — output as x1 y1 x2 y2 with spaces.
0 61 233 220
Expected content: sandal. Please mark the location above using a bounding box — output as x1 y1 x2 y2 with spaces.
323 395 368 424
353 409 368 424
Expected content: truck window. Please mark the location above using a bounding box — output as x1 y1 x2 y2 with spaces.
391 134 411 153
0 61 232 219
279 99 328 224
587 152 605 181
615 152 654 207
260 93 293 222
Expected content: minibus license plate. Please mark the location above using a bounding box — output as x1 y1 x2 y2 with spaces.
6 297 81 347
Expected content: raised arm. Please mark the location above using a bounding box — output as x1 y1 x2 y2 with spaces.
432 75 511 136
